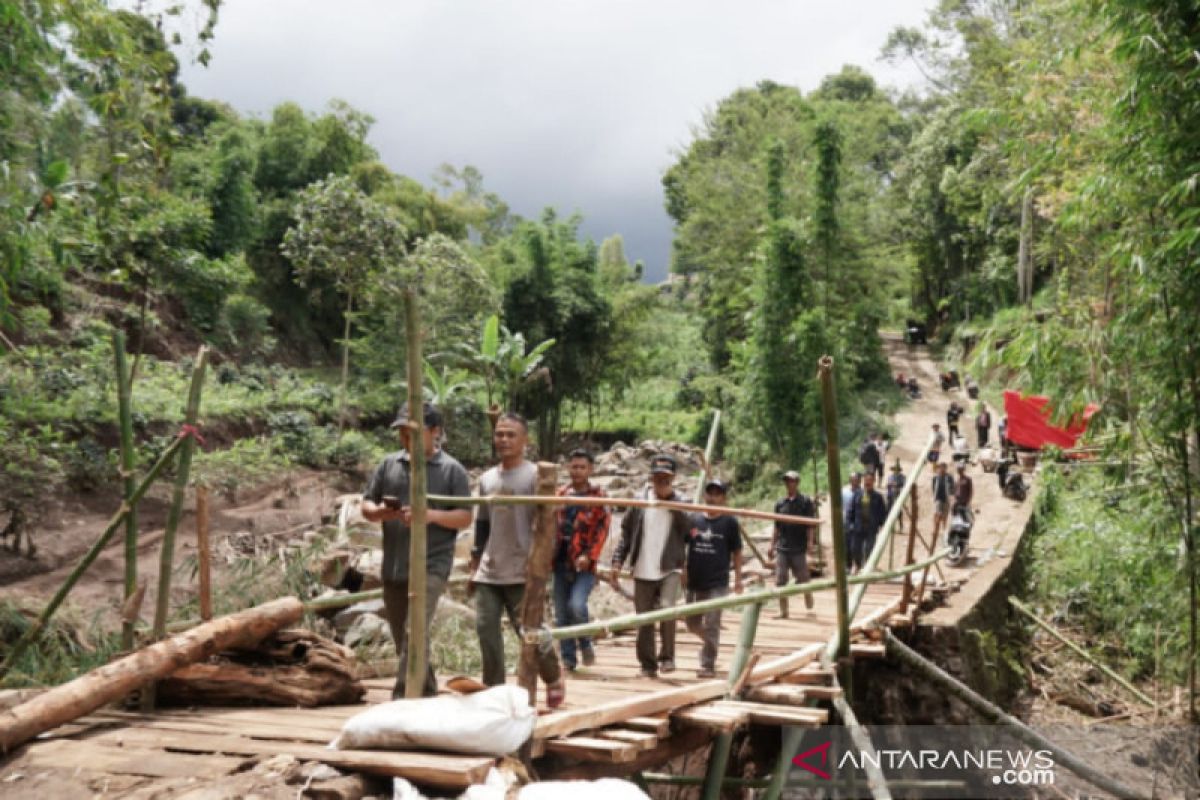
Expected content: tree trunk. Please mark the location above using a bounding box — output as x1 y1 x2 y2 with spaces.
336 292 354 449
1018 188 1034 305
0 598 303 754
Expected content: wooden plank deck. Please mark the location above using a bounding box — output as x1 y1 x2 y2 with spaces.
7 567 922 790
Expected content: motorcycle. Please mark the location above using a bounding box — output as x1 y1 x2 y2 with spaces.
1003 471 1028 502
947 505 974 565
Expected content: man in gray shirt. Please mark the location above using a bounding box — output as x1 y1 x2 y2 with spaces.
362 402 471 698
469 412 565 705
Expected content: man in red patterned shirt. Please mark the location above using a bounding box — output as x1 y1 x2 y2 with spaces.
552 449 611 671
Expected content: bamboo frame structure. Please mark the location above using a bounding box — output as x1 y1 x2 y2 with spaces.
0 435 187 677
144 346 208 709
403 288 429 700
517 462 558 706
543 550 947 643
701 600 763 800
833 692 893 800
817 356 852 688
883 628 1147 800
425 492 819 527
196 486 212 621
112 331 139 651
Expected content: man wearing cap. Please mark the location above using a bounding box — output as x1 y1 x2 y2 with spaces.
552 449 610 671
469 412 566 705
770 470 817 617
611 454 691 678
361 402 472 698
683 478 743 678
846 472 888 575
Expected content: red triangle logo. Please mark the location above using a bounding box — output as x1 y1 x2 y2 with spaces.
791 740 833 780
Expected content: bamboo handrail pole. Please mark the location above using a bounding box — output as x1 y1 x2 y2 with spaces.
899 488 920 613
833 692 894 800
816 356 852 696
112 331 139 652
403 288 429 700
144 346 208 709
827 433 935 663
1009 597 1155 707
0 435 187 678
196 486 212 621
543 549 949 642
425 493 820 527
517 462 558 706
883 629 1149 800
702 600 763 800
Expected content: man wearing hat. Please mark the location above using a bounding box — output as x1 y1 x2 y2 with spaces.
610 453 691 678
683 478 743 678
770 470 817 617
361 402 472 698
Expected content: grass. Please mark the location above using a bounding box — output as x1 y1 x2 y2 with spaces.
1026 465 1191 683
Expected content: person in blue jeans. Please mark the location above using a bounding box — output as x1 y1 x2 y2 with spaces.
846 472 888 574
552 449 611 671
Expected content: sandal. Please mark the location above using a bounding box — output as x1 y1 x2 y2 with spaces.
546 679 566 709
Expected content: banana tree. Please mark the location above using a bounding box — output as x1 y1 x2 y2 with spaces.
456 314 554 413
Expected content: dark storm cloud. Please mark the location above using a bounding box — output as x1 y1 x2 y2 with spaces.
176 0 930 281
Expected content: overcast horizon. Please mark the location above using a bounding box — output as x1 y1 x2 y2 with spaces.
175 1 932 281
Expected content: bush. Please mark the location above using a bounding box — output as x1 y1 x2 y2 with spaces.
216 292 274 361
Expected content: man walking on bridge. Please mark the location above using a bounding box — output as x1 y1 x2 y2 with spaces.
469 412 566 706
553 449 610 671
361 402 472 699
683 478 743 678
847 472 887 575
770 470 816 617
931 460 955 541
611 454 691 678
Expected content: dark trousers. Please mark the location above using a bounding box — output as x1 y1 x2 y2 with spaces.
633 572 681 672
382 575 447 698
684 586 728 671
847 528 878 572
474 582 561 687
552 566 596 668
977 424 989 447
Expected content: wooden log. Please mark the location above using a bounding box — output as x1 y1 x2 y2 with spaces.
0 597 302 753
744 685 810 705
545 736 639 763
541 727 711 782
711 701 828 726
672 706 747 732
518 462 560 706
851 643 886 660
156 629 364 707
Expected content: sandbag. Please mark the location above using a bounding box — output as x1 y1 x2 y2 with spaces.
395 772 651 800
332 684 534 756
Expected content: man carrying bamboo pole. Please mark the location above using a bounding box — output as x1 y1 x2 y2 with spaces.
361 402 472 698
610 453 690 678
469 413 566 705
770 470 816 618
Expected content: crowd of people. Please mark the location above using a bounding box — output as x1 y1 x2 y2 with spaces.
361 391 1003 705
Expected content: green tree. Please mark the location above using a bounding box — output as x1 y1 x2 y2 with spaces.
281 175 407 439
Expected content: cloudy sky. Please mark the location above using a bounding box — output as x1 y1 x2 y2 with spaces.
176 1 932 281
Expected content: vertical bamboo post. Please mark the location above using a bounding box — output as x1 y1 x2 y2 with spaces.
518 462 559 705
403 287 429 700
702 600 763 800
810 453 825 572
112 331 139 651
144 346 208 710
196 486 212 622
817 356 851 695
900 488 920 614
764 726 805 800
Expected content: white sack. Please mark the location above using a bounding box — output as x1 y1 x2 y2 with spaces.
333 684 535 756
519 779 650 800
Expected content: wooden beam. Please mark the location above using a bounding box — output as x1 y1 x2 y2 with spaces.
539 727 712 782
545 736 639 763
403 287 429 700
0 598 303 753
518 462 559 705
593 729 658 750
851 643 886 660
671 706 747 732
623 716 671 736
196 486 212 622
711 701 828 726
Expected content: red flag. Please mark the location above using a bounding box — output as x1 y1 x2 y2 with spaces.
1003 391 1099 450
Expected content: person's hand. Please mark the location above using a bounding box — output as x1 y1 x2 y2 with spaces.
768 546 776 561
399 506 413 525
607 568 621 588
467 555 480 575
733 579 744 595
574 555 591 572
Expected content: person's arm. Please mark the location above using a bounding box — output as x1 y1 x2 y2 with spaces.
611 508 635 575
732 550 744 593
584 503 610 568
471 519 490 562
360 460 402 522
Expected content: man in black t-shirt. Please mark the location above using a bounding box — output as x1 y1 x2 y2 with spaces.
770 470 817 617
683 479 743 678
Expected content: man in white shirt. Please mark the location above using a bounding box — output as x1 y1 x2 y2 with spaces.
610 454 690 678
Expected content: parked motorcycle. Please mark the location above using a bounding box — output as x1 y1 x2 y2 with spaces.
947 504 974 565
